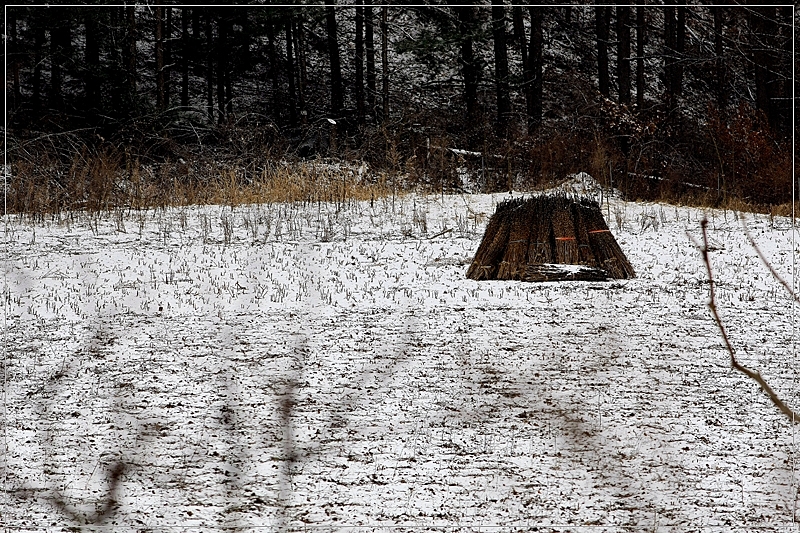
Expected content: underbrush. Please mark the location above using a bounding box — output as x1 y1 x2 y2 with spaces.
5 102 792 218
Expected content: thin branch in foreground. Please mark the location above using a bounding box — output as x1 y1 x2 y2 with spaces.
740 220 800 305
47 460 125 525
692 218 799 424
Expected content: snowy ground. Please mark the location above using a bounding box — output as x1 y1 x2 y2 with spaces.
2 178 799 532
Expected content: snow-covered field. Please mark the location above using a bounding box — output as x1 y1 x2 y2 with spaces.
2 177 799 531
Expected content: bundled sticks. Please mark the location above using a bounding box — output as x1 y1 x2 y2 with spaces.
466 194 635 282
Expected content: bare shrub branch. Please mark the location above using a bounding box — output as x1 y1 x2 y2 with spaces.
692 218 799 424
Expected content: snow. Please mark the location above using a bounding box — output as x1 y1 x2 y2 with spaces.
2 181 799 530
449 148 483 158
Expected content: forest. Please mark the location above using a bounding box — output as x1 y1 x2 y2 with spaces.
4 3 796 214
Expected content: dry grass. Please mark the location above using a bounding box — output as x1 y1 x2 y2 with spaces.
6 149 395 216
224 163 393 206
660 192 795 221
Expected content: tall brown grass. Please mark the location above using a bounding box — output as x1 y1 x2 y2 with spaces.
6 148 393 216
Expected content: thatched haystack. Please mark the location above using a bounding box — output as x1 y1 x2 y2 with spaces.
466 195 635 282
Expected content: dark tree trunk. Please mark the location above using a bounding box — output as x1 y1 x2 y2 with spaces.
10 11 20 113
713 7 727 109
228 11 246 118
156 7 165 112
285 20 297 126
50 17 71 112
663 3 676 104
225 61 232 116
528 7 543 133
326 2 344 116
381 6 389 121
191 7 200 91
492 1 510 136
295 21 307 123
355 1 365 124
636 4 645 109
165 7 172 108
617 6 632 180
513 6 531 133
751 9 768 115
181 8 190 109
266 21 279 121
674 2 685 96
456 6 479 124
779 6 791 135
84 11 101 114
751 7 779 131
205 11 214 122
596 6 610 97
365 0 376 120
192 9 200 47
109 6 120 110
33 20 45 118
616 7 631 106
512 6 528 72
217 14 227 123
126 6 137 107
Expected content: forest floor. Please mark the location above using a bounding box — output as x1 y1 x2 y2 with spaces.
2 175 799 532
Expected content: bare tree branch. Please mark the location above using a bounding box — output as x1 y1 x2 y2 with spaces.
47 460 125 526
691 218 799 424
741 220 800 305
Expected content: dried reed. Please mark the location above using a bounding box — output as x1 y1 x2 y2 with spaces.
467 194 635 282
